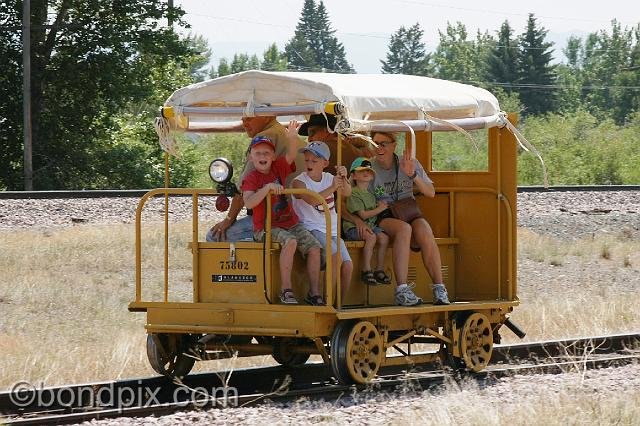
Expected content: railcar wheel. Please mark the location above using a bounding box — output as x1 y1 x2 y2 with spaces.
458 313 493 372
146 333 196 379
272 338 311 367
330 320 384 385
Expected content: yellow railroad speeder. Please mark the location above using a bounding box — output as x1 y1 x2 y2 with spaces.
129 71 527 384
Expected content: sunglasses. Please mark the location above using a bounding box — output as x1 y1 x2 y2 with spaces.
374 140 395 148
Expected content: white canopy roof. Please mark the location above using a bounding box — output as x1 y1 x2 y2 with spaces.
164 70 501 125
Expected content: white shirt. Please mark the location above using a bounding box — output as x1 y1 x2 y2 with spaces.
292 172 337 236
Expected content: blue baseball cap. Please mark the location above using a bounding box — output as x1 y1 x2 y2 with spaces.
299 141 330 160
250 135 275 151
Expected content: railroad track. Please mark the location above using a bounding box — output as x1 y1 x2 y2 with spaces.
0 185 639 199
1 333 637 425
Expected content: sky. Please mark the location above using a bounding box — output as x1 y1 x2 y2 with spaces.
174 0 640 73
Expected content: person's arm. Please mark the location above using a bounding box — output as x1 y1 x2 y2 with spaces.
292 177 338 205
243 182 283 209
399 151 435 197
209 193 244 240
356 200 388 220
335 165 351 197
341 200 373 239
284 120 301 165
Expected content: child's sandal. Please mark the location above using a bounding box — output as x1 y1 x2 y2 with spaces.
373 270 391 285
361 270 377 286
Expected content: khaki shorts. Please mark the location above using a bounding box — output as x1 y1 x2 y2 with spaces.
254 223 321 257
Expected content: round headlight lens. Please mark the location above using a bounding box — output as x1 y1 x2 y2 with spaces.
209 158 233 183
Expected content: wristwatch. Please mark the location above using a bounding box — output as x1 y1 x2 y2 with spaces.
408 170 418 179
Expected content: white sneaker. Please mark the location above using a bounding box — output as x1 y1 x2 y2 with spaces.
395 283 422 306
432 283 450 305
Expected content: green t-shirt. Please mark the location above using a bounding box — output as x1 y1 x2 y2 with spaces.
343 187 378 232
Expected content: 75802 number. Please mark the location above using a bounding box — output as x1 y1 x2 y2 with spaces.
219 260 249 270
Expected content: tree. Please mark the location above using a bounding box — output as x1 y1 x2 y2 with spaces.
516 14 557 115
312 1 353 72
230 53 261 74
284 0 317 71
0 2 23 189
554 36 584 113
579 21 639 123
284 0 353 72
261 43 288 71
486 21 519 92
185 34 212 82
216 58 231 77
433 22 490 83
0 0 198 190
381 23 431 75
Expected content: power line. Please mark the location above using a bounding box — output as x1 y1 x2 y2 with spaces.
468 80 640 91
394 0 639 27
184 12 638 54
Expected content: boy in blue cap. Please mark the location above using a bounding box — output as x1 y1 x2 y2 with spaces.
291 141 353 304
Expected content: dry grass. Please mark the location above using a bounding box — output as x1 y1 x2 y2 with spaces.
1 224 638 391
510 229 640 343
397 367 640 425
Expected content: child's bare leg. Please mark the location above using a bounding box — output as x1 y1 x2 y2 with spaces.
361 231 376 271
280 239 297 290
341 260 353 300
375 232 390 270
306 246 322 296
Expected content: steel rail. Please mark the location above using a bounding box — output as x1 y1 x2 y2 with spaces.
0 186 639 199
1 333 637 425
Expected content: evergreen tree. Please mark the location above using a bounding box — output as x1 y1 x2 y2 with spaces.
381 23 431 75
284 0 353 72
312 1 353 72
230 53 260 74
486 21 519 92
517 14 557 115
284 0 318 71
284 33 316 71
262 43 288 71
216 58 231 77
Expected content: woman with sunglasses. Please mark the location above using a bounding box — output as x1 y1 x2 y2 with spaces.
368 131 451 306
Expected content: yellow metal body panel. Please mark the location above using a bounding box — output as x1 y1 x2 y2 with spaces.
143 303 337 337
196 242 269 304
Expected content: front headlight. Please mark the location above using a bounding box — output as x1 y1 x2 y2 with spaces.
209 158 233 184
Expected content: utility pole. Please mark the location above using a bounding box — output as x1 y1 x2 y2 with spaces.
168 0 173 27
23 0 33 190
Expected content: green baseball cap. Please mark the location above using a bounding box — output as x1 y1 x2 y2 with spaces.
350 157 375 174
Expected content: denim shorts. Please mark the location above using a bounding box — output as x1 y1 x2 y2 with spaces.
343 226 384 241
310 229 352 263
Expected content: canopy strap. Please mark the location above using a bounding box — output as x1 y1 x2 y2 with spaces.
499 114 548 187
420 108 479 152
